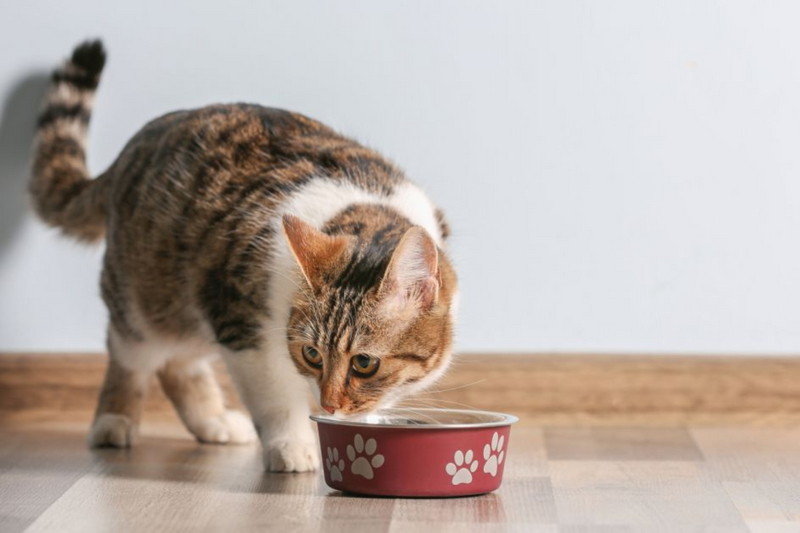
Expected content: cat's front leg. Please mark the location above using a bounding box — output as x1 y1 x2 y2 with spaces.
221 345 319 473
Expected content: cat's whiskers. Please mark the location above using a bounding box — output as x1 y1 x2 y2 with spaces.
415 378 487 395
389 404 441 425
402 397 482 411
262 326 309 336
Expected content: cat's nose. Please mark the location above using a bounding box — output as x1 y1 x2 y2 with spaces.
322 404 336 414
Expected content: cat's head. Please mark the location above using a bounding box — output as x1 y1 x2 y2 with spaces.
282 209 458 418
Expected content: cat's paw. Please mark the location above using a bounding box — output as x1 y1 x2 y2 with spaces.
192 410 258 445
263 439 320 473
88 413 137 448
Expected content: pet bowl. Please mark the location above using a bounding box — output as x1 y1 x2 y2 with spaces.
310 408 518 497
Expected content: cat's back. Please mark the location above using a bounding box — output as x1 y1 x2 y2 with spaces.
100 103 423 339
106 103 405 217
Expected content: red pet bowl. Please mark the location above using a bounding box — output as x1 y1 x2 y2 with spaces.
311 408 518 497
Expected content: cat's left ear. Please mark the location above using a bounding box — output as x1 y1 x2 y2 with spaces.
378 226 441 317
282 214 349 290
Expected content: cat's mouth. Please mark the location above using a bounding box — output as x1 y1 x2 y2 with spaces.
328 411 356 421
324 409 362 421
323 406 382 421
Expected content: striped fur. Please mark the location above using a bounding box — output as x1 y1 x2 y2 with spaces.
31 40 109 242
30 41 459 472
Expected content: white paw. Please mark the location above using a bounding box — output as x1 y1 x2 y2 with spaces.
482 431 505 477
193 410 257 444
445 449 478 485
346 434 384 480
88 413 137 448
325 447 345 482
264 439 320 472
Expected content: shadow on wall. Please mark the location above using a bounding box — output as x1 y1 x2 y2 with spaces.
0 72 49 259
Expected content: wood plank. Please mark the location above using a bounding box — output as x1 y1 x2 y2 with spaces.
0 427 95 532
543 427 704 461
3 420 800 531
548 460 750 531
691 428 800 482
2 353 800 425
723 481 800 527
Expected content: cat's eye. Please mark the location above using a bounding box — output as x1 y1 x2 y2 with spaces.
351 354 380 377
302 346 323 368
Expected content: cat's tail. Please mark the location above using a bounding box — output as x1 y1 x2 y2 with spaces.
30 40 110 243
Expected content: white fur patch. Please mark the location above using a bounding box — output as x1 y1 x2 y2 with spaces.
277 178 442 243
387 182 443 246
88 413 137 448
108 324 218 374
449 289 461 325
191 410 258 444
47 83 94 109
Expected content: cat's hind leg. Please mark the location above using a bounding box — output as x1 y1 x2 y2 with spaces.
88 337 151 448
157 358 257 445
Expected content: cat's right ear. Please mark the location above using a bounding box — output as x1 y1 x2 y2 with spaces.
282 214 349 290
377 226 440 318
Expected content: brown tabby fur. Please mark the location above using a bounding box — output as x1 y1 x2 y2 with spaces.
30 41 458 461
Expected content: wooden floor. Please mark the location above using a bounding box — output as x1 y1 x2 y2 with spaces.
2 418 800 532
3 353 800 532
4 353 800 426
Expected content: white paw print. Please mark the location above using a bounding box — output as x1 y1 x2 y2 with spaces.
325 447 344 482
483 431 505 477
347 434 385 480
445 449 478 485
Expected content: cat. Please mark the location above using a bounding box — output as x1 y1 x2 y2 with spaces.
29 41 459 472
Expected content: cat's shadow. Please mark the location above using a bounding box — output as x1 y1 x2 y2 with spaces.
0 72 49 259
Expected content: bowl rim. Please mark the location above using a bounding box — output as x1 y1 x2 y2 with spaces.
310 407 519 430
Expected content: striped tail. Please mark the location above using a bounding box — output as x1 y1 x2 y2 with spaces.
30 40 110 242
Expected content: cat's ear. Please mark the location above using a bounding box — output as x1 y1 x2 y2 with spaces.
378 226 440 316
282 214 349 289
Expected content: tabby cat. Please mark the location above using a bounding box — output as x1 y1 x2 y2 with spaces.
30 41 458 472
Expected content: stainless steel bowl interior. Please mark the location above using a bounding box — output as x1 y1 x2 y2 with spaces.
310 408 519 429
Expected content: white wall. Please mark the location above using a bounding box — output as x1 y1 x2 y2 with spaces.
2 1 800 354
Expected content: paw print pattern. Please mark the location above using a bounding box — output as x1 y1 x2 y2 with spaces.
347 434 385 480
482 432 505 477
445 449 478 485
325 447 344 482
